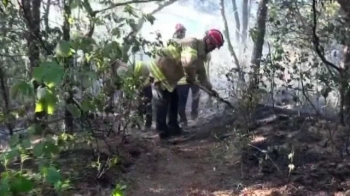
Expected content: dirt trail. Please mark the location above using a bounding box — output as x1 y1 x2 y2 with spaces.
120 100 350 196
125 137 238 196
123 97 240 196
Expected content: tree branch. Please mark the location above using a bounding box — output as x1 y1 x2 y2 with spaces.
93 0 167 15
311 0 341 73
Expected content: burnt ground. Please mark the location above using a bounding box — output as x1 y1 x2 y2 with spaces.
119 103 350 196
20 98 350 196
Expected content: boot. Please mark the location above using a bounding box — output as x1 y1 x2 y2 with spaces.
168 125 188 136
191 111 198 120
158 131 172 140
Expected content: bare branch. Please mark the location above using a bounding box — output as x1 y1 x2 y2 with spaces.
311 0 341 73
93 0 168 15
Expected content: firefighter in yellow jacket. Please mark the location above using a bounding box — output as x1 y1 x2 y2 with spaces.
190 31 213 120
172 23 191 126
150 28 224 139
172 25 213 126
116 61 153 129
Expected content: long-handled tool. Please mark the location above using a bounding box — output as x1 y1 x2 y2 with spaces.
193 82 234 109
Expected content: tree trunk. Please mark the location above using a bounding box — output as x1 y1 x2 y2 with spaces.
21 0 46 127
336 0 350 123
220 0 244 81
250 0 268 89
241 0 249 45
231 0 240 42
62 0 74 132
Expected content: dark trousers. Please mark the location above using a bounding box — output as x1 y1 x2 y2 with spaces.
190 84 200 118
138 86 153 127
152 83 180 133
176 84 190 123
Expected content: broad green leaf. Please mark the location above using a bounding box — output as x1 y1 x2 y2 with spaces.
10 174 33 193
42 62 64 87
33 62 64 87
9 134 20 147
66 104 81 118
43 167 62 185
32 66 46 81
5 149 19 162
21 139 31 149
81 99 92 112
102 41 122 59
2 0 8 8
123 5 134 16
33 142 44 157
0 177 10 196
43 141 60 155
10 81 34 99
55 40 72 57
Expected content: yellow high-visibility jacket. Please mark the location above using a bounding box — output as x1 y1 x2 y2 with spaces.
149 37 212 92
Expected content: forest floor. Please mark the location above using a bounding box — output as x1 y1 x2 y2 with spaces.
120 104 350 196
54 98 350 196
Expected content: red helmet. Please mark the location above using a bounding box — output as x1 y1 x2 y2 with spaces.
206 29 224 48
175 23 186 32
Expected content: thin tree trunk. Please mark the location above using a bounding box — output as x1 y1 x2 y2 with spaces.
63 0 74 132
220 0 244 81
250 0 268 89
231 0 240 42
242 0 249 45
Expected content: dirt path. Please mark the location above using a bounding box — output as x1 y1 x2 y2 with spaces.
125 137 238 196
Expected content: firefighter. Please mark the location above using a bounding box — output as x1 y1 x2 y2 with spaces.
190 41 212 120
172 23 191 127
150 29 224 140
116 60 153 130
173 23 186 39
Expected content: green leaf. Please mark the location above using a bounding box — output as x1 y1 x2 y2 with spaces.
143 14 155 25
33 62 64 87
43 141 60 155
10 174 33 193
81 99 92 112
66 104 81 118
2 0 8 8
0 177 10 196
124 5 135 16
43 167 62 185
102 41 122 59
10 81 34 99
111 28 120 37
55 40 72 57
21 139 31 149
5 149 19 162
9 134 20 147
33 142 44 157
